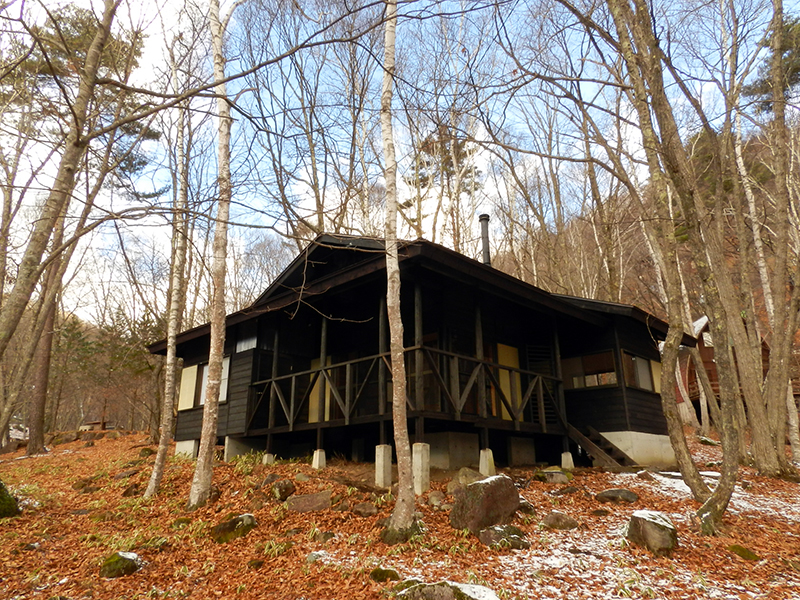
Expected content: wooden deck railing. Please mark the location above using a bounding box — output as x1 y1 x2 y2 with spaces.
246 346 564 434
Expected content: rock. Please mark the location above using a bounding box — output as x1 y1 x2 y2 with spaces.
449 474 520 534
398 581 501 600
84 441 95 447
113 469 140 480
121 484 140 498
295 473 310 482
591 509 611 517
332 499 351 512
394 579 424 593
81 431 105 442
22 542 40 551
139 447 156 458
636 470 656 482
478 525 530 549
428 491 446 507
99 551 142 578
71 477 95 491
370 567 401 582
595 488 638 503
313 531 335 543
728 544 760 561
71 509 90 516
542 511 579 530
542 469 570 484
271 479 296 502
287 490 331 513
106 431 122 439
447 467 485 495
248 559 265 569
306 550 327 564
0 478 20 518
698 436 721 446
517 499 536 515
352 502 378 517
625 510 678 557
171 517 192 529
80 486 101 495
261 473 280 488
551 486 579 497
51 432 79 446
210 514 258 544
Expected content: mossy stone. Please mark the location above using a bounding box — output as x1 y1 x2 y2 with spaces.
211 514 257 543
729 544 760 561
370 567 401 582
99 551 142 578
0 479 20 518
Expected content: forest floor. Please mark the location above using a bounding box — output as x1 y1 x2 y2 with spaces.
1 432 799 599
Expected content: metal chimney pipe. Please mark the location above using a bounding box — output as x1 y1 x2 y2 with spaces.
479 213 491 266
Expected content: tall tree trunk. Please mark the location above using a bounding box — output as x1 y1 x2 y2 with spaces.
146 48 191 498
0 0 120 365
26 292 57 455
187 0 234 510
380 0 415 543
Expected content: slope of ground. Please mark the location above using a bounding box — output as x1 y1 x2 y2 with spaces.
1 433 799 599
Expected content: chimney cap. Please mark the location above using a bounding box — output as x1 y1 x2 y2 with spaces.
479 213 490 221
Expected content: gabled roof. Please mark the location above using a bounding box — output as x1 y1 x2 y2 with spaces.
554 294 696 347
149 234 683 353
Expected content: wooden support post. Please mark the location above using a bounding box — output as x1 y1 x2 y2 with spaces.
345 362 352 424
268 330 279 429
613 328 632 431
553 322 569 451
475 302 486 418
319 315 328 423
316 427 323 451
415 416 424 443
415 284 423 410
378 297 387 415
450 355 460 418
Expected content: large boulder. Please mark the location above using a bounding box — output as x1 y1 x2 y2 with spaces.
625 510 678 557
595 488 639 504
211 514 258 544
287 490 331 513
398 581 500 600
99 551 142 578
542 511 579 531
449 474 519 534
0 479 20 518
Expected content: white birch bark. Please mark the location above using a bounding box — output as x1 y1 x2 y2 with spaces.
187 0 234 509
380 0 415 537
146 47 191 498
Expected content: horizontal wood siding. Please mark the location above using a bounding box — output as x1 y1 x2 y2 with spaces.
225 349 254 435
175 407 204 441
625 388 668 435
565 387 628 432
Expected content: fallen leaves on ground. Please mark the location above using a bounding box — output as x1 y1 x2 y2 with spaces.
0 432 799 599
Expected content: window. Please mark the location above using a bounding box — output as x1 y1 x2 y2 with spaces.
563 351 617 389
236 333 257 353
623 352 654 391
195 356 231 406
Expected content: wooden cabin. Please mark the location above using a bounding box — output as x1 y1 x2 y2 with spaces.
149 235 690 468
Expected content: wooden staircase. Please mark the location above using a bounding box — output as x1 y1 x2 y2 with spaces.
566 425 639 468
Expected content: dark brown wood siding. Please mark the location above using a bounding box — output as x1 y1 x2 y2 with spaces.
564 387 628 432
223 350 254 435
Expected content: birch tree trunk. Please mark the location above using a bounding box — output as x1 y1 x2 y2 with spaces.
187 0 234 510
379 0 416 542
145 50 191 497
